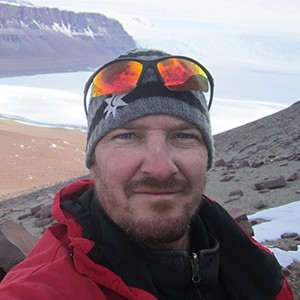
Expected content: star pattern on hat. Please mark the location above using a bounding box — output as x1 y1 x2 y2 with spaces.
104 94 128 119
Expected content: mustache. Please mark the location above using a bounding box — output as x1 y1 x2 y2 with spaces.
124 175 191 196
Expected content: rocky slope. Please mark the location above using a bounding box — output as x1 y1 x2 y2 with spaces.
0 2 136 76
205 101 300 214
0 102 299 296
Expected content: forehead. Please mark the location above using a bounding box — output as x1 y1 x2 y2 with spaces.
117 114 198 130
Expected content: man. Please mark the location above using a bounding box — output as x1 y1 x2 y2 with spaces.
0 49 293 299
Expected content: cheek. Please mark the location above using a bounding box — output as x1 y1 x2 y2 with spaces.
183 150 208 171
178 151 207 184
93 149 141 183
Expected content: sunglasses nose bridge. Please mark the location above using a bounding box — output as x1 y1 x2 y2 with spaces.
139 64 161 84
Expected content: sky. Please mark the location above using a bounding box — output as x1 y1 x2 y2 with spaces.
1 0 300 133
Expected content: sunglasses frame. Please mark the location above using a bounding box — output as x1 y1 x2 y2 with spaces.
83 55 214 116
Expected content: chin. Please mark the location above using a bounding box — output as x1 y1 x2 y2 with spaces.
123 214 190 246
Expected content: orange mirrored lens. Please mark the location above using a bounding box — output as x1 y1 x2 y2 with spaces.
157 58 209 92
92 61 143 97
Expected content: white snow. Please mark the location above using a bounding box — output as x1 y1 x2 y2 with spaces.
249 200 300 267
0 72 289 134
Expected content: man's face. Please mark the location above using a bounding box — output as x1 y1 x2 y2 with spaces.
90 114 208 249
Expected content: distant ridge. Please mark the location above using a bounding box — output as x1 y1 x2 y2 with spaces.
0 113 87 131
213 101 300 162
214 101 300 156
0 2 136 77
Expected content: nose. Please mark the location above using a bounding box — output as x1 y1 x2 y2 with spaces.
140 138 179 181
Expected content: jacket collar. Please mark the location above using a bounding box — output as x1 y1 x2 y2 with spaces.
57 179 283 300
61 186 223 299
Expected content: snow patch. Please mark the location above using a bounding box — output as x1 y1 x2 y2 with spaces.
249 200 300 267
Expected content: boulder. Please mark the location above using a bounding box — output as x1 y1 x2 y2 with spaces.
220 175 235 182
228 189 244 197
0 219 38 273
40 204 52 219
287 172 299 181
214 159 227 167
254 176 286 190
228 208 254 236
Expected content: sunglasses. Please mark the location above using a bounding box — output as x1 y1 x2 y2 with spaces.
83 56 214 116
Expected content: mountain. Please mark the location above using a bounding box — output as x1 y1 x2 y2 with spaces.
0 2 136 77
205 101 300 214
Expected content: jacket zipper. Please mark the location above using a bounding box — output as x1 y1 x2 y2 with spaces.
191 252 203 299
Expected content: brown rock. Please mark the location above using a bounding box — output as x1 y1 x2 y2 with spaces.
276 242 298 251
228 189 244 197
0 219 38 255
0 231 25 273
250 219 258 226
30 204 43 215
17 213 30 220
0 220 38 272
226 164 236 170
254 176 286 190
276 243 292 251
228 208 254 236
237 160 250 168
289 244 299 251
287 173 299 181
229 208 248 222
250 161 264 168
34 212 41 218
254 200 268 210
220 175 235 182
238 220 254 236
282 267 291 277
279 162 288 167
214 159 226 167
35 217 53 228
40 204 52 219
281 232 299 239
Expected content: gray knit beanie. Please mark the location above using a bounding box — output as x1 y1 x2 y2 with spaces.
85 49 214 169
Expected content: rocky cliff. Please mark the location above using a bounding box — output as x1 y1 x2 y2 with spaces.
0 2 136 76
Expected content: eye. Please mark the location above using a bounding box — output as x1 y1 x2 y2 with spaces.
171 129 205 147
175 133 197 139
114 132 136 139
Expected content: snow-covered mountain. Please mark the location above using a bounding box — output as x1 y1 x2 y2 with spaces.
0 1 136 76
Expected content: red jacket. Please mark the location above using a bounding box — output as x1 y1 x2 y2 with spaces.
0 179 293 299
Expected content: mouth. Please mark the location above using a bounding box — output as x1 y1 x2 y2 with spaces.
125 177 190 198
132 188 182 195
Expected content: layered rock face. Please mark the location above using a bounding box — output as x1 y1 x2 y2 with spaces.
0 3 136 76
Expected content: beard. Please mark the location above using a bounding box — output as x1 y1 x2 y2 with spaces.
92 165 206 249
